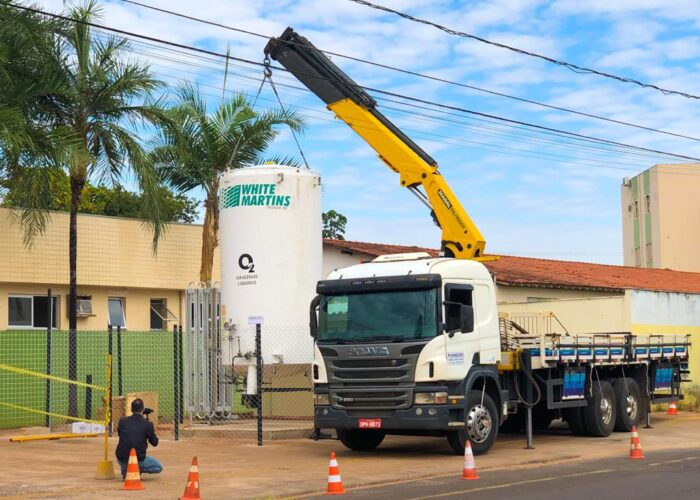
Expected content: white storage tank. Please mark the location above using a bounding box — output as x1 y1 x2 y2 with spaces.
219 165 322 365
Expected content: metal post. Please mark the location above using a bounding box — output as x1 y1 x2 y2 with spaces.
85 374 93 420
523 351 535 449
117 326 123 396
45 289 52 428
178 325 184 424
107 326 113 436
173 324 180 441
256 324 263 447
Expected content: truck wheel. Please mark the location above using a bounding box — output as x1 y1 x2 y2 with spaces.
447 390 499 456
582 380 616 437
564 407 587 436
613 378 641 432
338 429 385 451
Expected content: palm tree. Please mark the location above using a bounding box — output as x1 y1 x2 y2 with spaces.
153 83 305 282
3 1 170 416
0 1 74 186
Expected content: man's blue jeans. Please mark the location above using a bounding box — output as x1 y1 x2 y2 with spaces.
118 456 163 478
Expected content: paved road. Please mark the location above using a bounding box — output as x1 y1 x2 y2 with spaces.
326 448 700 499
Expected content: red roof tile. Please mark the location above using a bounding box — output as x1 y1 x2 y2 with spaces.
323 239 700 294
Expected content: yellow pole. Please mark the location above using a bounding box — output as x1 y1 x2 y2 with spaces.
95 354 114 480
104 354 111 461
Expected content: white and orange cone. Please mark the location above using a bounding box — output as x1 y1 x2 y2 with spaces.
461 440 480 480
122 448 145 490
666 401 678 415
629 425 645 459
326 452 345 495
180 456 201 500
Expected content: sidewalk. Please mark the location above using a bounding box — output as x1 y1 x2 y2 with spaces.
1 413 698 499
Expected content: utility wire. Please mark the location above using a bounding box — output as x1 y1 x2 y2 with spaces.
113 37 690 164
7 1 700 164
346 0 700 101
119 0 700 143
119 35 694 166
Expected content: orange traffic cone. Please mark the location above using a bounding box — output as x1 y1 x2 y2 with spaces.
180 456 201 500
461 440 480 480
629 425 644 459
122 448 145 490
666 401 678 415
326 452 345 495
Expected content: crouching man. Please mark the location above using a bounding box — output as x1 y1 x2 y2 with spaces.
116 398 163 478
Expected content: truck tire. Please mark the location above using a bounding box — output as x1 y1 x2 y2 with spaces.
582 380 616 437
447 389 499 456
564 407 587 436
613 378 641 432
338 429 385 451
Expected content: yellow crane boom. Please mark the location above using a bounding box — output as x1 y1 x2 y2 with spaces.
265 28 489 260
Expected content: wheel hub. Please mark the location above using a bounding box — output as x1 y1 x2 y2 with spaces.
625 394 638 420
600 396 613 425
466 405 492 443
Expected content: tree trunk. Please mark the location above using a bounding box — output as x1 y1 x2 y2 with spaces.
199 187 219 283
67 176 84 417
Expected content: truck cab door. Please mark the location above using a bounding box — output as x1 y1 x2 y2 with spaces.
443 283 478 380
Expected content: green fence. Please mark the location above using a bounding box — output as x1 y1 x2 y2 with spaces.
0 329 177 430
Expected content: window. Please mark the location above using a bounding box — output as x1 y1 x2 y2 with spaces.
645 195 651 213
150 299 177 330
8 295 59 328
633 200 639 219
108 298 126 328
444 284 473 333
318 289 438 342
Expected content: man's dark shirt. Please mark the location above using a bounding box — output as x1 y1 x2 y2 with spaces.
115 414 158 462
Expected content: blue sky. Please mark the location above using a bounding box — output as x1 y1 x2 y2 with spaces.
37 0 700 264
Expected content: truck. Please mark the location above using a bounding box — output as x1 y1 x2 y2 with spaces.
264 28 691 455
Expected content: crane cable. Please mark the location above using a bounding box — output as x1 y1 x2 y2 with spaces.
264 58 311 170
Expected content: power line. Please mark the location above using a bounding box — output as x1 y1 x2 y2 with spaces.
119 0 700 143
6 1 700 165
114 36 688 166
346 0 700 101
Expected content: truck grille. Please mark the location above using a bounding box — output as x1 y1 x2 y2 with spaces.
331 387 412 410
321 341 424 410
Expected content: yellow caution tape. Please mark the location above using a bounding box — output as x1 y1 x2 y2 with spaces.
0 363 106 391
0 401 106 425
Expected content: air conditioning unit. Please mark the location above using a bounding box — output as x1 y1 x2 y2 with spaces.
76 298 93 317
622 177 632 187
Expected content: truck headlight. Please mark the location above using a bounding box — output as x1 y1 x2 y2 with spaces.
314 393 330 406
414 391 447 405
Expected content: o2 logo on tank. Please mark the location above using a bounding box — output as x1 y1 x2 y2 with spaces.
236 253 257 286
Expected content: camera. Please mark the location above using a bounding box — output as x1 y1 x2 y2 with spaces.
143 407 153 415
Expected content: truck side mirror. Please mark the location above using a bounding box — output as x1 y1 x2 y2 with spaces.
460 305 474 333
309 295 321 339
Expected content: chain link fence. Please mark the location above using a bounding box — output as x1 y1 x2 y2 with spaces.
183 324 314 442
0 324 316 444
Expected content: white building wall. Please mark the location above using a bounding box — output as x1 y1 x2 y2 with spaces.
322 247 373 278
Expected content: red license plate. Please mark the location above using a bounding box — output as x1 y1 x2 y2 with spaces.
358 418 382 429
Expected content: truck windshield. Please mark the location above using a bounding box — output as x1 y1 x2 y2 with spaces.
318 289 438 343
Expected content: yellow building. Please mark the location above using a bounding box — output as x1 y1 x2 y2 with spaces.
621 163 700 271
0 207 220 331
